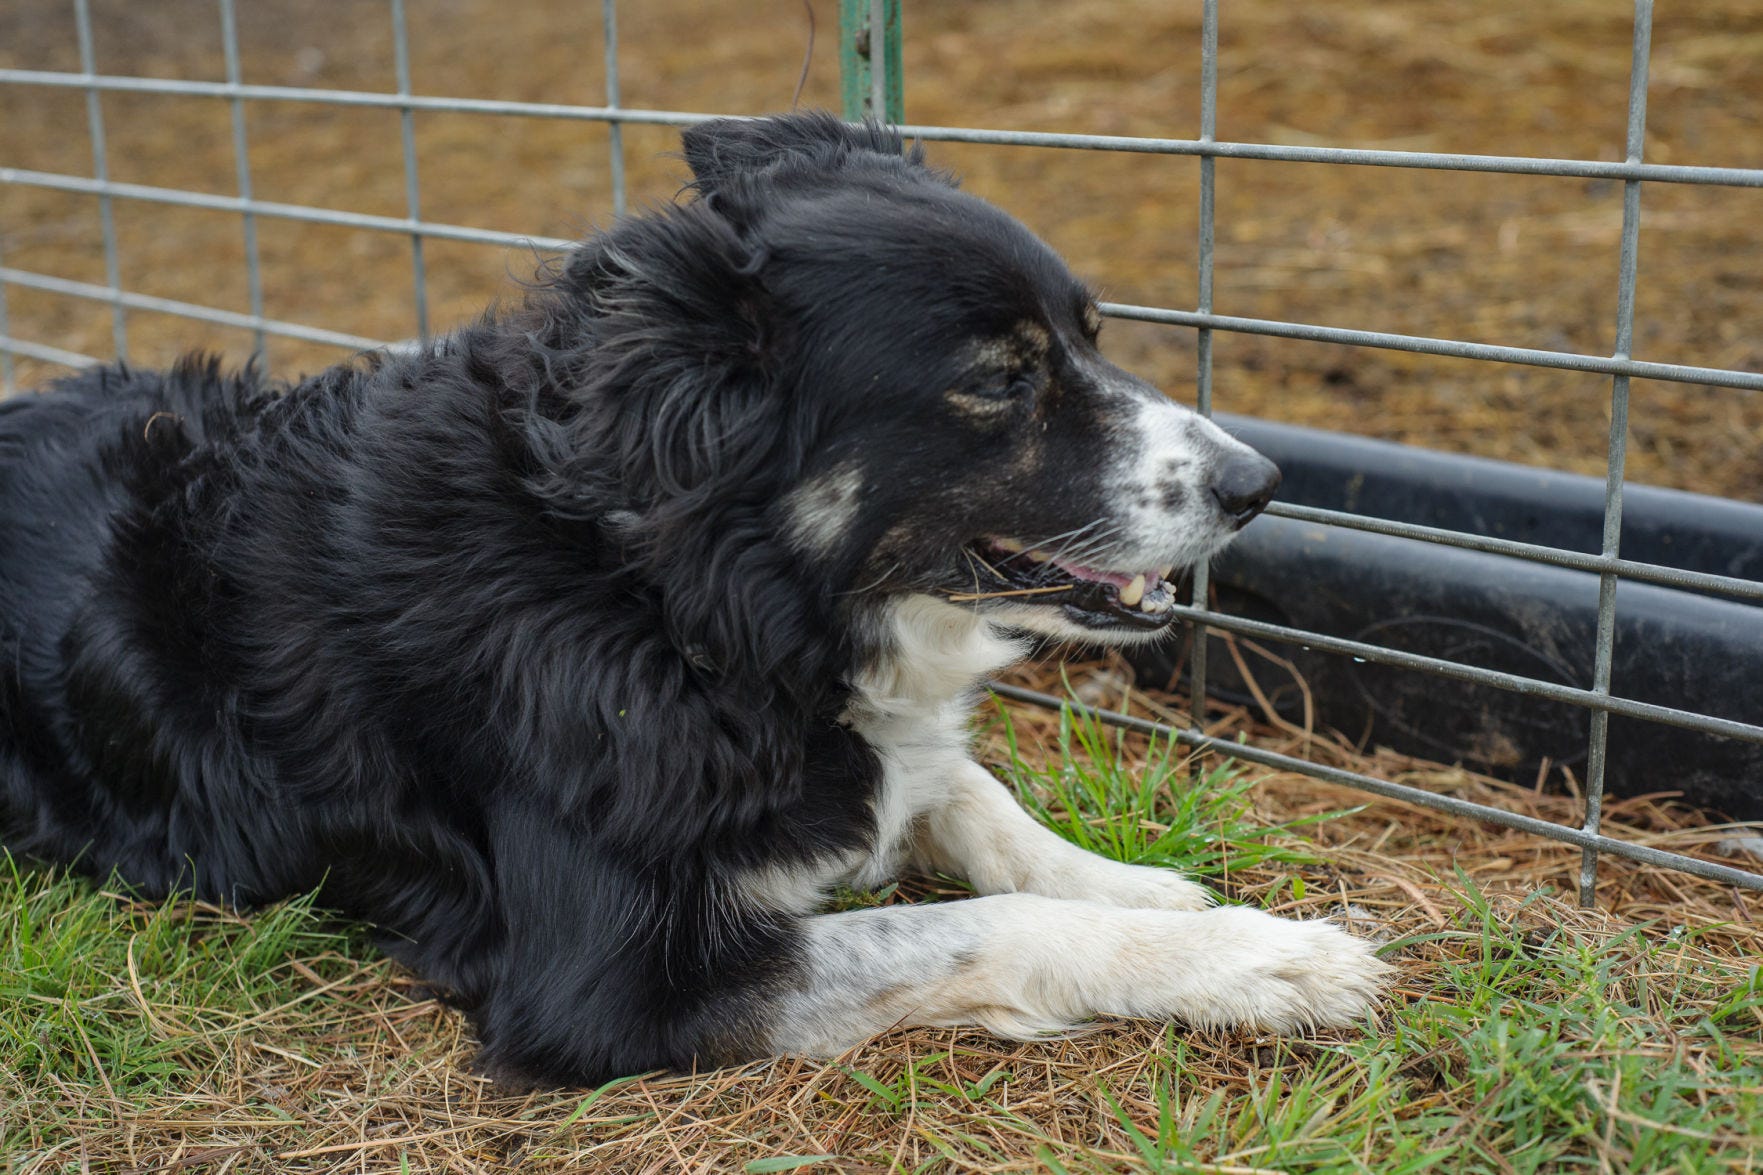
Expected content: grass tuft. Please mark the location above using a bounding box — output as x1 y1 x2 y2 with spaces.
991 688 1346 886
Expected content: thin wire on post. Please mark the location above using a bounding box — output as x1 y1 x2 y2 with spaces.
1580 0 1654 908
74 0 126 361
390 0 429 343
1187 0 1219 738
602 0 626 218
218 0 265 358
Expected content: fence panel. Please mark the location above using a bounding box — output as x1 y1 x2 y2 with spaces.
2 0 1758 902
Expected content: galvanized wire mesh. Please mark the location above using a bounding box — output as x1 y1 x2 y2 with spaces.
2 0 1759 901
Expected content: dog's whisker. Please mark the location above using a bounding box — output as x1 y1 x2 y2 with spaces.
1048 523 1128 570
1055 532 1122 565
1023 519 1107 556
999 519 1127 572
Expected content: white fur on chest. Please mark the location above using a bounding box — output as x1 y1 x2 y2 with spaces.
845 596 1027 888
736 596 1025 915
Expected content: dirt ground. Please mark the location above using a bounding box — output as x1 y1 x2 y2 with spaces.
3 0 1761 498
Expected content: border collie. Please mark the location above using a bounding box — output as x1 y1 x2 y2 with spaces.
0 113 1386 1086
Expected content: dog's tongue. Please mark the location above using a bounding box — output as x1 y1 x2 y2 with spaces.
985 538 1174 612
1049 559 1134 590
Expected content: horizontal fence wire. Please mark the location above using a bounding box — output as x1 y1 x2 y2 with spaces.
0 268 387 352
6 173 1760 395
1161 600 1763 747
0 167 578 252
1099 303 1763 393
987 683 1763 894
3 69 1763 187
1262 502 1763 604
0 334 100 370
2 5 1760 897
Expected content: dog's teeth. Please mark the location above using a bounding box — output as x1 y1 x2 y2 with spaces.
1156 564 1173 583
1027 549 1053 563
1118 573 1146 607
997 538 1024 553
1141 592 1169 614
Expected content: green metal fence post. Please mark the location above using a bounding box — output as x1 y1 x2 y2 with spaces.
839 0 903 123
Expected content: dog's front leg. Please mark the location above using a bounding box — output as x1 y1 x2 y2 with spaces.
910 759 1212 910
766 893 1387 1056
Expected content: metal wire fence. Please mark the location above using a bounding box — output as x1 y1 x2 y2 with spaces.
2 0 1760 902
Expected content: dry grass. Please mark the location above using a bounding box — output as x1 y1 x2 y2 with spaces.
6 658 1761 1173
3 0 1763 497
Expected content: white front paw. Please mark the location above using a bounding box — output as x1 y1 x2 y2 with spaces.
1166 906 1391 1032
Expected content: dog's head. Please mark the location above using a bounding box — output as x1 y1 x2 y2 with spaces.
540 112 1278 661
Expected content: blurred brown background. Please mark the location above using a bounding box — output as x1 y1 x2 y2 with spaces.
2 0 1759 497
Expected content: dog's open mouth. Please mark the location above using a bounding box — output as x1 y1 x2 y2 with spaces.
949 537 1181 630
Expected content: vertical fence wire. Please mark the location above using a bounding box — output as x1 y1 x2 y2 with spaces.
0 234 12 393
1579 0 1654 907
868 0 887 123
1186 0 1219 736
74 0 126 361
602 0 626 218
218 0 266 358
390 0 429 343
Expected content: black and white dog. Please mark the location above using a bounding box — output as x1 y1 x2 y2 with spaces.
0 113 1385 1086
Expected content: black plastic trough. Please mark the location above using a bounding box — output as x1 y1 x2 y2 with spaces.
1127 414 1763 819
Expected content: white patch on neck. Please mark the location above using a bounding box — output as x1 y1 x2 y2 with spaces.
784 463 865 556
850 595 1027 719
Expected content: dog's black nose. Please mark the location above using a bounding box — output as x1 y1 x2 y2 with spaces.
1211 451 1282 526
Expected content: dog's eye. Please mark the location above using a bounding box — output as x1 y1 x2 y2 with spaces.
972 372 1037 402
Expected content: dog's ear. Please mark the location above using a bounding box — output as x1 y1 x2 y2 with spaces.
537 204 824 700
536 204 797 524
681 110 940 196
